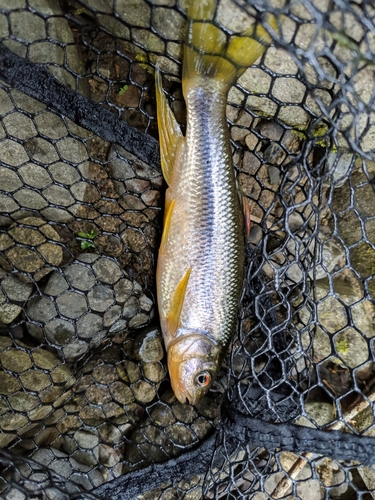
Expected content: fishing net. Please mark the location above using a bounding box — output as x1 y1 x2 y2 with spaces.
0 0 374 498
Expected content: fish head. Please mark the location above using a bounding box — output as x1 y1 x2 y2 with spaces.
167 332 221 405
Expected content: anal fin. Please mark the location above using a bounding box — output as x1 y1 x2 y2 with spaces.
166 267 191 338
155 66 184 186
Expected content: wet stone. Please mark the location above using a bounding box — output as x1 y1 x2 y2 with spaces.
19 163 52 189
13 188 48 210
87 285 114 312
49 162 81 185
56 137 88 163
26 323 44 342
63 340 89 360
0 348 32 373
141 190 161 207
114 278 133 303
10 11 46 42
77 253 100 264
0 303 22 324
1 273 33 302
45 318 75 346
0 193 19 212
122 228 147 252
26 137 59 164
142 362 165 384
109 319 127 334
109 381 135 406
56 291 88 319
20 369 51 392
122 296 139 319
103 305 122 327
115 0 151 28
5 218 63 277
8 392 40 412
44 271 69 296
93 257 123 284
132 380 156 403
135 328 164 363
64 263 97 291
34 112 68 140
0 139 29 167
3 112 37 140
76 312 103 339
0 372 20 395
43 185 75 206
119 194 146 211
26 297 57 323
139 293 153 312
129 313 149 329
32 348 60 370
0 166 23 192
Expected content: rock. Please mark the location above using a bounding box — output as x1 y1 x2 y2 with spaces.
26 255 153 361
0 300 22 324
268 165 281 185
4 217 63 281
93 257 123 284
56 291 89 319
134 328 164 363
87 285 115 312
324 152 353 188
26 448 105 492
26 297 57 323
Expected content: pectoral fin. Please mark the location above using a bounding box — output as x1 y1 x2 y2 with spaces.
166 267 191 337
155 65 184 186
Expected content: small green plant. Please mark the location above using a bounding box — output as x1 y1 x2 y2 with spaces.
77 228 98 250
118 84 129 95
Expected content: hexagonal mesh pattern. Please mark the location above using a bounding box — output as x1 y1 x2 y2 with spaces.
0 0 375 498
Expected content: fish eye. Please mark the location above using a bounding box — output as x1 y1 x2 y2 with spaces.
195 371 211 387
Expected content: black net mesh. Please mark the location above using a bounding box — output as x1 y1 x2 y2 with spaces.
0 0 375 498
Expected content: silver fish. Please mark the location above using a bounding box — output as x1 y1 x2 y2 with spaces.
155 0 276 404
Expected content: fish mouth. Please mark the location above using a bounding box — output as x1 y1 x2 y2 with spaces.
174 385 198 406
172 382 191 405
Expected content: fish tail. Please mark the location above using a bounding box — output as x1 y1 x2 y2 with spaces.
183 0 278 93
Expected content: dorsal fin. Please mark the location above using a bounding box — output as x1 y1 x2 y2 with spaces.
155 66 184 186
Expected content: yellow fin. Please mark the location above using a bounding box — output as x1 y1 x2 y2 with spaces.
183 3 278 90
160 197 175 251
166 267 191 338
155 66 183 186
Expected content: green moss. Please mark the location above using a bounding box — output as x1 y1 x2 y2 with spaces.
335 338 349 354
135 53 154 74
350 242 375 278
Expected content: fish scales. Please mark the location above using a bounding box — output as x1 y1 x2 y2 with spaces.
155 0 277 404
160 78 243 346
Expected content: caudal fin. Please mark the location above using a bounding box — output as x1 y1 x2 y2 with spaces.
183 0 278 91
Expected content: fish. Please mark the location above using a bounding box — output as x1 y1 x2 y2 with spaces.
155 0 277 405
